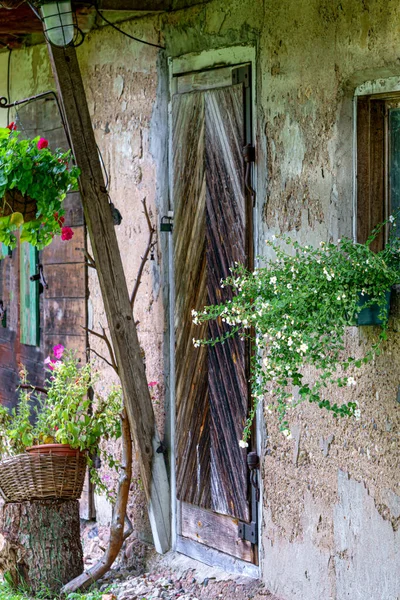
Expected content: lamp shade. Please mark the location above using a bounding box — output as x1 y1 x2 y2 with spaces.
40 0 74 47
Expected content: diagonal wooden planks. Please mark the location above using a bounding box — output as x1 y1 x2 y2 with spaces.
173 92 211 509
205 85 249 522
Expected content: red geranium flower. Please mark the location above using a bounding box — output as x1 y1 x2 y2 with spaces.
37 137 49 150
61 226 74 241
53 212 65 227
6 122 16 131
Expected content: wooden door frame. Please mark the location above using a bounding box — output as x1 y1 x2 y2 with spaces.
167 46 261 578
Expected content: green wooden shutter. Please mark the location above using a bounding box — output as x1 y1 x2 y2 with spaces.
1 243 7 327
20 243 39 346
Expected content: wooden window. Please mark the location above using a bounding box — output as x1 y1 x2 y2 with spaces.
357 94 400 249
20 243 40 346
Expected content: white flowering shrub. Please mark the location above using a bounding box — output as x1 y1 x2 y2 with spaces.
193 225 400 441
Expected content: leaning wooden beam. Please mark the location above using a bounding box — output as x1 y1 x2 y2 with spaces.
47 44 170 554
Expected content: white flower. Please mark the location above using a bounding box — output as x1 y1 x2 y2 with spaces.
192 338 201 348
287 337 293 347
389 215 395 223
270 276 277 285
354 409 361 420
287 283 292 290
281 429 292 439
337 296 341 301
346 376 356 386
239 440 248 448
300 343 308 353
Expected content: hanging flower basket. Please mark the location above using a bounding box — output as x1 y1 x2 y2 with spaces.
0 125 80 250
0 449 87 503
356 290 392 326
1 189 37 222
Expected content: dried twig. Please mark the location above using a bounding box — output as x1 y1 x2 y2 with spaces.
84 249 96 269
18 384 48 395
130 198 156 309
76 247 96 269
61 409 133 594
84 325 119 375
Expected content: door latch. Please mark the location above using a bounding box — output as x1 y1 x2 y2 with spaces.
242 144 256 205
30 264 48 290
247 451 260 502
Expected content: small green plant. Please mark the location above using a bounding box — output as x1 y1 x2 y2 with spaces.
193 220 400 441
0 579 109 600
0 124 79 250
0 345 123 498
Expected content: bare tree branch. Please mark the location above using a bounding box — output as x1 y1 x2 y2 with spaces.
83 325 119 375
18 384 48 395
89 348 115 372
130 198 156 309
61 409 133 594
76 247 97 269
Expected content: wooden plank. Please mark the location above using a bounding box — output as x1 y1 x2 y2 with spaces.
357 96 385 250
42 226 85 265
20 244 39 347
180 503 252 562
48 44 170 553
205 85 249 522
357 96 371 245
176 536 259 578
173 91 212 509
176 66 234 95
44 298 86 335
63 193 85 227
369 100 385 251
44 263 85 299
44 334 86 361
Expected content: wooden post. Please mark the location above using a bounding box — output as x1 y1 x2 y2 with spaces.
47 45 170 553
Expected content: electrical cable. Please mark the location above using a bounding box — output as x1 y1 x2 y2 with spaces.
6 48 11 124
93 3 165 50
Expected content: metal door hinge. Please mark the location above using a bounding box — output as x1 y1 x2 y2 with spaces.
161 212 174 233
238 520 258 544
232 65 251 88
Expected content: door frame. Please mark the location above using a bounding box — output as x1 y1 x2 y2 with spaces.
166 46 262 578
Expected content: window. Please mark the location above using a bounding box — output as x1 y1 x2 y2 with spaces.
357 94 400 250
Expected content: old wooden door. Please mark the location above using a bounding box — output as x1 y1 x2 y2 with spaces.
172 64 257 565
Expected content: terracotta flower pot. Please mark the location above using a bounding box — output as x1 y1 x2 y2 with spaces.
1 189 37 222
26 444 84 457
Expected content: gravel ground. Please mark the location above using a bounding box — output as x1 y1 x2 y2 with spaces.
98 568 280 600
82 523 282 600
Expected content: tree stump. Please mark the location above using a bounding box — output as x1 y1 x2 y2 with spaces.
0 499 83 595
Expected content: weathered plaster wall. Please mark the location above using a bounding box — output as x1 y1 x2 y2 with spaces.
156 1 400 598
2 0 400 595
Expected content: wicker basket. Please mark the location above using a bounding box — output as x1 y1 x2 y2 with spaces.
1 190 37 222
0 451 87 503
